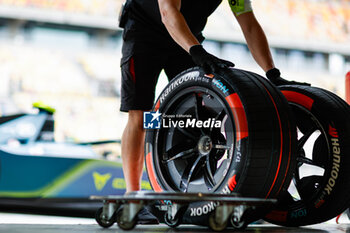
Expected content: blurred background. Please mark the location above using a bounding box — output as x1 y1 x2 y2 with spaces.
0 0 349 148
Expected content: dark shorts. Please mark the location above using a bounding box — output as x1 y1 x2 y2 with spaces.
120 50 196 112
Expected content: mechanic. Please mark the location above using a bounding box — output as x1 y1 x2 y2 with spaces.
119 0 308 223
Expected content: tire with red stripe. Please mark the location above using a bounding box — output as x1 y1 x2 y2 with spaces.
144 67 296 226
264 85 350 226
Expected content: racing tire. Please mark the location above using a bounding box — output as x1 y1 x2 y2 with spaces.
264 85 350 226
145 67 297 225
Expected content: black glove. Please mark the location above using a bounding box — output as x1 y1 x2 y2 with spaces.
189 45 234 74
266 68 311 86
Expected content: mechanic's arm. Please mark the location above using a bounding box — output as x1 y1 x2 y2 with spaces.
158 0 234 73
235 12 310 85
235 12 274 72
158 0 199 52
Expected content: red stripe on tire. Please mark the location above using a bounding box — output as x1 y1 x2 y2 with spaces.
146 152 163 192
225 93 248 141
281 91 314 110
154 100 160 111
276 125 292 196
263 87 285 198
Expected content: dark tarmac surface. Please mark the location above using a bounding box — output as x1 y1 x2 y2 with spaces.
0 213 349 233
1 224 350 233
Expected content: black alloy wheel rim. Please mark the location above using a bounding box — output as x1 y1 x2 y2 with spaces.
154 87 236 193
283 103 330 206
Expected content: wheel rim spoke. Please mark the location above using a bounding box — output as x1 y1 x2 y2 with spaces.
181 155 203 192
193 94 205 135
214 109 226 121
177 126 198 140
295 175 322 201
204 156 216 189
194 93 202 120
296 155 318 167
279 191 297 205
212 144 231 150
297 126 317 151
210 109 226 133
166 148 196 162
294 168 301 183
164 143 194 160
312 135 327 168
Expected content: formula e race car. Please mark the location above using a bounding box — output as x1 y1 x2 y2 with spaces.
143 67 350 228
0 103 151 217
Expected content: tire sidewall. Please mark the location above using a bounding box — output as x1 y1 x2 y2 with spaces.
145 68 296 225
145 68 250 224
265 86 350 226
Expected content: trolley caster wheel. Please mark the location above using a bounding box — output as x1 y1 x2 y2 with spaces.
164 212 181 228
208 212 228 232
230 216 247 230
95 207 115 228
116 209 137 230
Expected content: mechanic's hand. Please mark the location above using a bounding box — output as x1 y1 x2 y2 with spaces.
189 45 234 74
266 68 311 86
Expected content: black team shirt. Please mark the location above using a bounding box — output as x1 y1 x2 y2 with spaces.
122 0 223 60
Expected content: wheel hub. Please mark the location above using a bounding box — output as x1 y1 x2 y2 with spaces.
198 135 213 155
